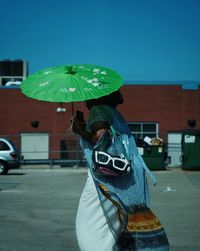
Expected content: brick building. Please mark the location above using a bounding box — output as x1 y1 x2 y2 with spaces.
0 60 199 165
0 84 199 166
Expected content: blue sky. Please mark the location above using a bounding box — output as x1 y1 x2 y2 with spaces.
1 0 200 83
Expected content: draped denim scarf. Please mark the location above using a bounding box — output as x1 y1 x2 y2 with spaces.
80 105 169 251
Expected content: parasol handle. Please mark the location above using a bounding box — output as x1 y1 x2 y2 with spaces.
68 102 75 135
71 102 75 115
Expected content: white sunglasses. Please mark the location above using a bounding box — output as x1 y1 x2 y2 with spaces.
94 151 129 171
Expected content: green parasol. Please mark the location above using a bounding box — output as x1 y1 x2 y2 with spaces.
21 64 123 113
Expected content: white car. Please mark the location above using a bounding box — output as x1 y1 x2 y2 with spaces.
0 138 20 175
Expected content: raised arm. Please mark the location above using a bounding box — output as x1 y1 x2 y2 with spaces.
72 116 109 144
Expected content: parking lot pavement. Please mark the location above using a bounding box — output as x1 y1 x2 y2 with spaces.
0 166 199 251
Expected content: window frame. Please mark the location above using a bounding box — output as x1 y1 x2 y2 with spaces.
127 122 159 140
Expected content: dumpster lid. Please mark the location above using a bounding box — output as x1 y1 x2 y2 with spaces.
182 129 200 136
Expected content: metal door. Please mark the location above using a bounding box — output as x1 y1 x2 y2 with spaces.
21 133 49 160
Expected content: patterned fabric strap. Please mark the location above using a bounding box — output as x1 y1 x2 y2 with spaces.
119 206 169 250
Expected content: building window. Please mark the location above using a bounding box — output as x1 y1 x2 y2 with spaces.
127 122 159 140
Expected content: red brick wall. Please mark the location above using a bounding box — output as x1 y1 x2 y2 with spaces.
119 85 199 132
0 85 199 155
0 88 89 157
0 88 89 135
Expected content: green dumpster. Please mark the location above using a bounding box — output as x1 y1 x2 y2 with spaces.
137 144 167 170
181 130 200 170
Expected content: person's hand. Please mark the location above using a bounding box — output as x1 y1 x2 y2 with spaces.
72 115 86 135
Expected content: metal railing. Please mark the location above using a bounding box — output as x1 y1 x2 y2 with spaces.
0 134 86 168
0 133 185 168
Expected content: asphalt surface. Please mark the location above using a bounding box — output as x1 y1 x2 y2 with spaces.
0 166 199 251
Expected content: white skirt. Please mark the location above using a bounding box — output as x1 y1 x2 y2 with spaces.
76 172 121 251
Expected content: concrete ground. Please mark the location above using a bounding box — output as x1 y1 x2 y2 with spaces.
0 166 199 251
